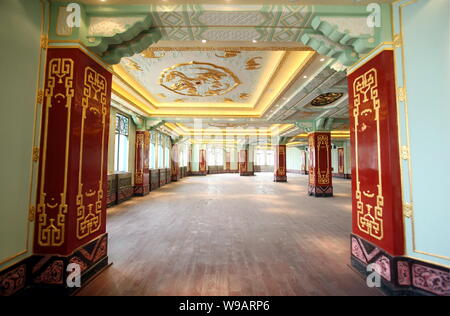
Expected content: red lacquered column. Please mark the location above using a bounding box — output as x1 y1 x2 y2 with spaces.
32 48 111 290
308 132 333 197
135 131 150 196
274 145 287 182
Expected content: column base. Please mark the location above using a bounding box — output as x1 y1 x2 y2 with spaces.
308 184 333 197
351 234 450 296
0 234 109 296
240 171 255 176
274 176 287 182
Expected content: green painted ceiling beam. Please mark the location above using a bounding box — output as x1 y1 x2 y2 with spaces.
49 3 392 67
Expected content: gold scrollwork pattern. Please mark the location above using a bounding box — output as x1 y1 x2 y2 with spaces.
76 67 108 240
353 68 384 240
37 58 74 247
317 135 331 185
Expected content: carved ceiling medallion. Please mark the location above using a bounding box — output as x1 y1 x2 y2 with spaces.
159 61 241 97
310 92 344 106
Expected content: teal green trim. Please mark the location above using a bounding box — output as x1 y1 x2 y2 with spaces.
101 29 162 65
49 2 162 65
301 32 358 66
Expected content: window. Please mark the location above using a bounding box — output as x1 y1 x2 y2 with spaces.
255 149 274 166
256 150 266 165
157 134 164 169
181 144 188 167
215 148 223 166
179 145 184 167
165 139 170 168
114 113 129 172
207 147 224 166
149 132 156 169
266 150 274 165
207 147 216 166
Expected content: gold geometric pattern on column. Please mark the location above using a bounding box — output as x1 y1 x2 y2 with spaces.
76 67 108 240
353 68 384 241
37 58 74 247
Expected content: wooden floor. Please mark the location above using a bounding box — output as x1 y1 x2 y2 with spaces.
78 173 381 296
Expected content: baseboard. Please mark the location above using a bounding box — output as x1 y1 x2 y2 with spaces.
351 234 450 296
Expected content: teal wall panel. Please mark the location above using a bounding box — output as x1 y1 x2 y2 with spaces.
394 0 450 267
0 0 44 270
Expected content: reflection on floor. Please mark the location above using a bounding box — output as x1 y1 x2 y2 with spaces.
78 173 382 296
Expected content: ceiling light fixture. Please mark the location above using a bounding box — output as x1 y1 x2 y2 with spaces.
201 39 207 44
320 58 325 62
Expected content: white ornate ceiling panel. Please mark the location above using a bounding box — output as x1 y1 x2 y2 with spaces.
118 50 285 107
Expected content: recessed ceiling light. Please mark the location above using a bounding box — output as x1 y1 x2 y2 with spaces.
320 58 325 62
303 75 308 79
252 39 258 43
201 39 207 44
